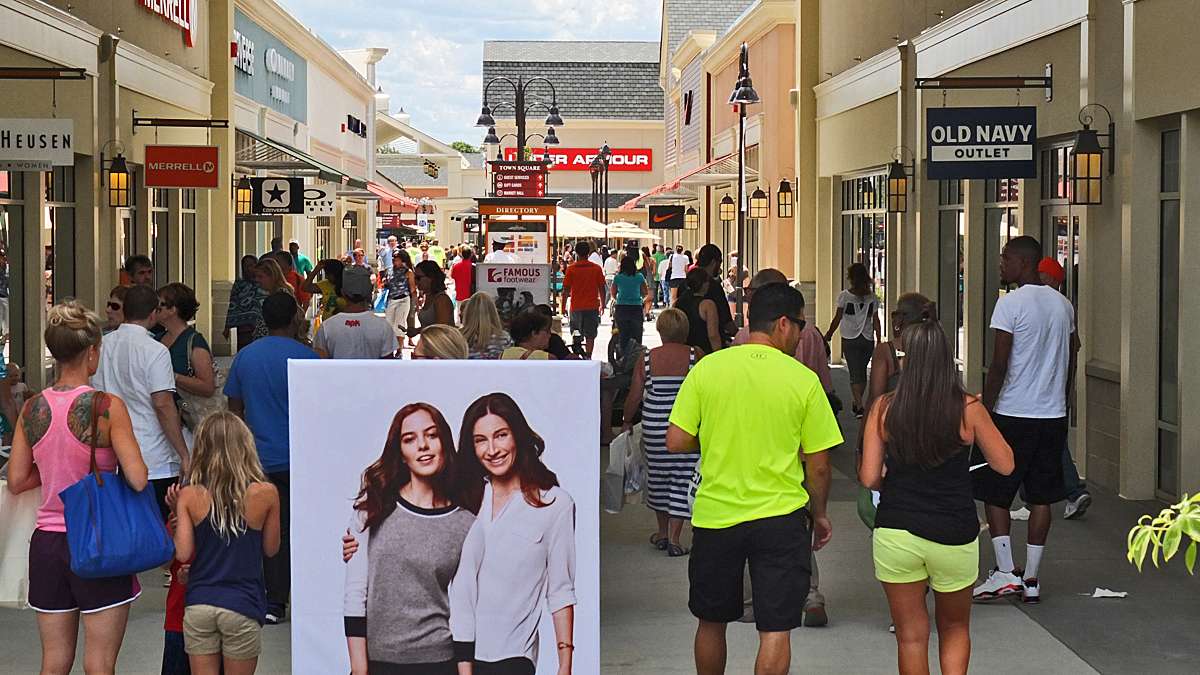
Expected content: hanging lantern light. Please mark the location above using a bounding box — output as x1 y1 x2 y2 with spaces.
719 194 735 222
107 153 130 208
777 179 793 218
684 206 699 230
749 187 769 220
886 161 909 213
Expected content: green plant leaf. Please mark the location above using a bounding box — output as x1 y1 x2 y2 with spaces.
1186 541 1197 575
1181 513 1200 542
1163 522 1183 561
1134 528 1152 572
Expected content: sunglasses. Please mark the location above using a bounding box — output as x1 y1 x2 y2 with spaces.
785 315 806 332
107 302 122 311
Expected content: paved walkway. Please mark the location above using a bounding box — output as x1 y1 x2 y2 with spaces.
1 312 1196 673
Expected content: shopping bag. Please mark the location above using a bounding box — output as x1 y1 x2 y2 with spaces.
623 425 646 496
602 431 630 515
59 393 174 578
0 482 40 608
373 288 389 313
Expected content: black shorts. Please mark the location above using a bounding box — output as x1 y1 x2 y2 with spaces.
569 309 600 338
973 415 1069 507
669 278 686 289
28 529 142 614
689 509 812 632
474 658 534 675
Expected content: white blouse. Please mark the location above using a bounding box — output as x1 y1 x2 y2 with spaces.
449 482 577 665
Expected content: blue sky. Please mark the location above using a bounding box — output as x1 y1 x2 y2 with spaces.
279 0 663 147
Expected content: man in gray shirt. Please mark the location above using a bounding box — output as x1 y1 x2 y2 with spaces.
313 266 397 359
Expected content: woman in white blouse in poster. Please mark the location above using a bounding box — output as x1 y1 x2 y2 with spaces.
450 392 577 675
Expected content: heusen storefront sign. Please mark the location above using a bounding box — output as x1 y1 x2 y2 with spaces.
0 119 74 170
926 106 1037 180
233 9 307 122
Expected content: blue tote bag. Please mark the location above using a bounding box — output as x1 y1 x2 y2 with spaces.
59 392 175 579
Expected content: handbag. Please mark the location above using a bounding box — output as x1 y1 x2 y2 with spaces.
59 392 175 578
177 331 226 431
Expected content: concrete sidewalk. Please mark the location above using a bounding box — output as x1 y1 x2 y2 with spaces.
1 316 1196 673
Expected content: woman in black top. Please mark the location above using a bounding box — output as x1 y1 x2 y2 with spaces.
672 268 721 355
860 321 1013 675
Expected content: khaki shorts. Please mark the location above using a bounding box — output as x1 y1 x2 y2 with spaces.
183 604 262 660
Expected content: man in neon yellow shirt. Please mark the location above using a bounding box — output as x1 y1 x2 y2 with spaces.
668 282 842 675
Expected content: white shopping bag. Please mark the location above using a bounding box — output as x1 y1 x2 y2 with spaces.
623 424 646 497
0 481 41 608
602 432 629 515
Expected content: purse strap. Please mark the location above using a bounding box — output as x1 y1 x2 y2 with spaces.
89 391 107 487
185 330 196 375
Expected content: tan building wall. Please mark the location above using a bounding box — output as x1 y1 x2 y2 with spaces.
801 0 1200 501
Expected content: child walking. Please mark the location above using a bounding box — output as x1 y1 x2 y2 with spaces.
172 412 280 675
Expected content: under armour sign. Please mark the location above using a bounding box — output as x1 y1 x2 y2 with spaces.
251 177 305 214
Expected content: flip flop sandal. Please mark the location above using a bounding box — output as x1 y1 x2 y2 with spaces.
667 543 690 557
649 533 669 551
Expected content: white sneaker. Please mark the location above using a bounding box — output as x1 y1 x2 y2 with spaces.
973 568 1023 602
1022 578 1041 604
1064 493 1092 520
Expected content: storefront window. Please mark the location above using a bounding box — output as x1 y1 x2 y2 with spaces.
0 171 24 365
151 188 170 288
938 180 964 363
314 217 331 261
1158 129 1181 498
182 189 197 289
45 166 76 304
118 171 139 269
983 179 1019 371
841 174 888 333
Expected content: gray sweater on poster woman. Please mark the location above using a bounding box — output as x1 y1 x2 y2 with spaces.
343 497 475 665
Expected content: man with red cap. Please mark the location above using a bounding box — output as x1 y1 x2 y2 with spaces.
1035 256 1091 521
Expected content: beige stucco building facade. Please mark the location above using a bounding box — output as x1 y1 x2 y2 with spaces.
799 0 1199 501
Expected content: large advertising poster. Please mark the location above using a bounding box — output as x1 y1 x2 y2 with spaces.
477 263 552 323
289 360 600 675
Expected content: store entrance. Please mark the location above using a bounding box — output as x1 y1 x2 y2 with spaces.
237 216 283 263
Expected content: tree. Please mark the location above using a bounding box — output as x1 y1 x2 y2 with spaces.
451 141 479 154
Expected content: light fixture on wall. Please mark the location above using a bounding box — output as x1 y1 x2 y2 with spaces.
1070 103 1114 206
684 206 699 230
886 146 916 214
719 194 735 223
100 140 130 208
235 175 252 215
777 179 793 218
749 187 769 220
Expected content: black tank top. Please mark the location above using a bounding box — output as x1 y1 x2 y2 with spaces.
873 445 978 545
674 294 713 353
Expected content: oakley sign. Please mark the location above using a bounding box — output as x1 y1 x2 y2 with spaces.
139 0 198 48
502 147 653 171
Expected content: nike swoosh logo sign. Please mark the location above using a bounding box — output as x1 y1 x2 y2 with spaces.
653 214 675 223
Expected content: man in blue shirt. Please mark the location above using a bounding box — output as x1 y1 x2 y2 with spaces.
224 291 319 623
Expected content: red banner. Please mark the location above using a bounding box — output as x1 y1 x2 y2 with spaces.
501 147 652 171
144 145 218 188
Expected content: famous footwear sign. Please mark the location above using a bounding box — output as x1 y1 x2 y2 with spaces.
139 0 198 48
926 106 1037 180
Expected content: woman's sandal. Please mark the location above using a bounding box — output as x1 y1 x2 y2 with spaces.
649 533 669 551
667 543 690 557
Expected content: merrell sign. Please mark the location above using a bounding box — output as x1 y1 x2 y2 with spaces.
139 0 198 48
144 145 219 189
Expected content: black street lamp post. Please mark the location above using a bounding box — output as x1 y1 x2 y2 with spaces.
729 42 761 329
589 143 612 240
476 76 563 162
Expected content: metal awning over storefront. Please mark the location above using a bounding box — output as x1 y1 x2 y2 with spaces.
235 128 368 188
620 153 759 209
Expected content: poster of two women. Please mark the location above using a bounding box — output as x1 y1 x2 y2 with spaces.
288 360 600 674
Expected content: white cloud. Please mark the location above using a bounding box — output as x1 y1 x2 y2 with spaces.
279 0 661 145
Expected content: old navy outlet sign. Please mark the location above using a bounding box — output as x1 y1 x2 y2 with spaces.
926 106 1037 180
144 145 218 188
502 147 653 171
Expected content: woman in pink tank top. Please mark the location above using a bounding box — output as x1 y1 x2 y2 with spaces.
6 301 148 675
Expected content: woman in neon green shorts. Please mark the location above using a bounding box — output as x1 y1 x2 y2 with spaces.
860 321 1014 675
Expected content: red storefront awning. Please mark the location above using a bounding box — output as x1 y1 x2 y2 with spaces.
367 181 420 208
620 153 757 210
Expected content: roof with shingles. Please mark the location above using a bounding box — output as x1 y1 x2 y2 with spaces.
482 41 663 121
663 0 756 58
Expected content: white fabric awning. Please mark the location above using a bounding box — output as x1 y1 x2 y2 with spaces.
553 207 608 238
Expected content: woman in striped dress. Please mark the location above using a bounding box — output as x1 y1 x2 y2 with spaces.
622 308 702 557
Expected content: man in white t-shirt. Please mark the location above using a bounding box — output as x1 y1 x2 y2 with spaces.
587 247 603 267
313 266 398 359
972 235 1076 605
91 284 189 519
657 254 672 307
486 240 518 264
668 245 689 303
